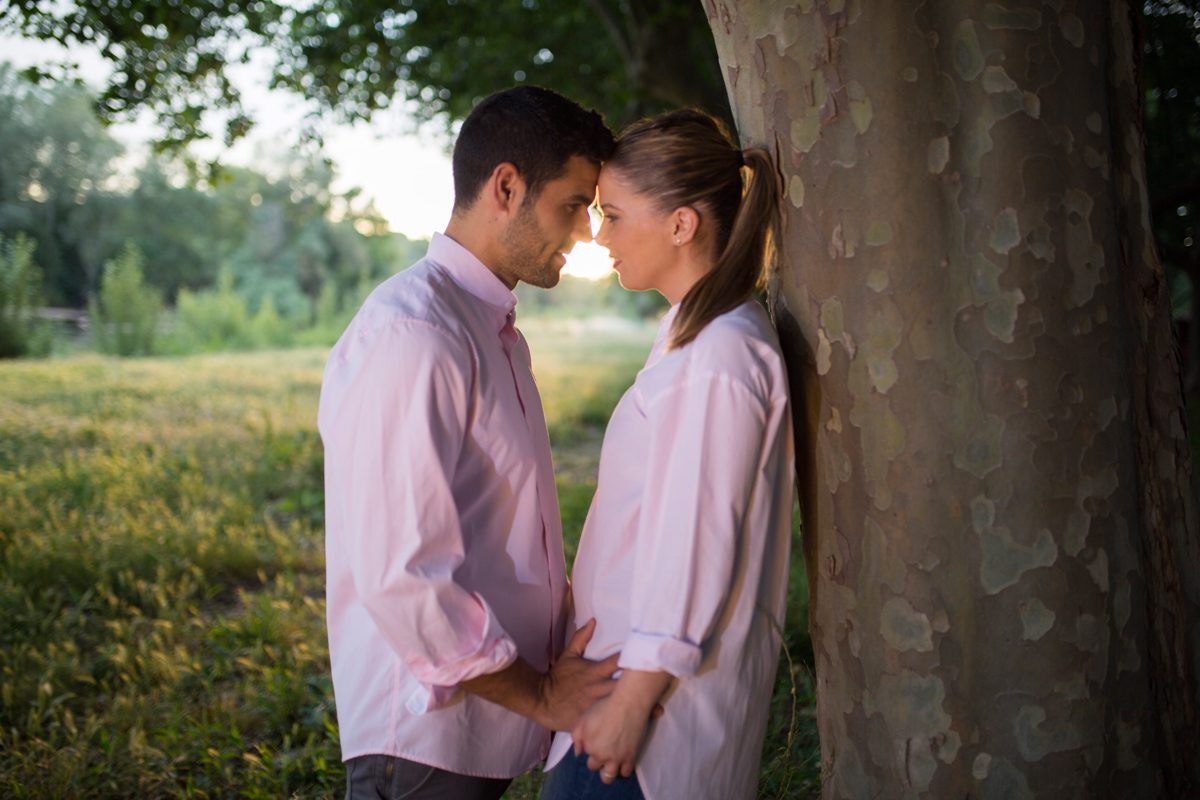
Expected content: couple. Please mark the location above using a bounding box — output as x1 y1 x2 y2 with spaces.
318 86 793 800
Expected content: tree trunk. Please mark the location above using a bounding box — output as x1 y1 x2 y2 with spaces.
1107 5 1200 796
702 1 1199 797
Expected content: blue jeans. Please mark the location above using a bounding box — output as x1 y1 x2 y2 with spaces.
540 751 646 800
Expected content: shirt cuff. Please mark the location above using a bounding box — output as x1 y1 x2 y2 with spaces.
405 593 519 713
617 630 702 677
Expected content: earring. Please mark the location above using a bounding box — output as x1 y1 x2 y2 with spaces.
674 238 681 245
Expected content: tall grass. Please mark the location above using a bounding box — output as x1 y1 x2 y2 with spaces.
1 351 332 798
0 320 818 798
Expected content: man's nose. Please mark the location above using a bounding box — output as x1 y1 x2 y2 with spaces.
574 206 594 242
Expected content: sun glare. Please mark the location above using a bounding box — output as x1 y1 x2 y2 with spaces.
562 240 614 281
561 208 613 281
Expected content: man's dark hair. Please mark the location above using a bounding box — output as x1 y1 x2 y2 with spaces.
452 86 614 211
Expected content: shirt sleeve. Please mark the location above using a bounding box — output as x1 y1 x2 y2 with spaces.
326 320 518 707
617 373 768 677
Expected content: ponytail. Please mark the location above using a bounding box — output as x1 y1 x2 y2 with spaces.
670 148 779 349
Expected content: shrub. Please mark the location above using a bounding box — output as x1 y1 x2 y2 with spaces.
312 280 340 329
293 281 353 347
249 295 293 349
0 233 52 358
172 270 252 352
90 243 162 356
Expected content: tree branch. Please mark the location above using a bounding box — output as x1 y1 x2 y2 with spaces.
583 0 635 66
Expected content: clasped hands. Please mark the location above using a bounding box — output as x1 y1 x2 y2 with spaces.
540 618 666 785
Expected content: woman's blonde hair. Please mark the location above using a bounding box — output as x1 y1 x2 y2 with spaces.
607 109 779 349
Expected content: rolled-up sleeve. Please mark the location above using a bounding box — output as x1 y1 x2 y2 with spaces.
618 374 767 677
325 320 518 705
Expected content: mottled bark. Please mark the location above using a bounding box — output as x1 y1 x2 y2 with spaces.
703 0 1199 797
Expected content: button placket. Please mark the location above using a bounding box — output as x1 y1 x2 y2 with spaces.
499 311 559 664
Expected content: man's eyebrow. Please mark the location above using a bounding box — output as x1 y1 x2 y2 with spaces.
566 193 593 205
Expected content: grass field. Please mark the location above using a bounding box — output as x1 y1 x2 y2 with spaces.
0 318 819 799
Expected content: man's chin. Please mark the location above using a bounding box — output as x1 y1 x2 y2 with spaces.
525 269 562 289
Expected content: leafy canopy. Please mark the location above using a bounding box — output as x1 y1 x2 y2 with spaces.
1 0 729 146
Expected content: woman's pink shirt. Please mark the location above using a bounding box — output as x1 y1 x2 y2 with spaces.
547 301 794 800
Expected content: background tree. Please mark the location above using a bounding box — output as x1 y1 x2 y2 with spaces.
704 0 1198 796
117 160 227 301
1143 2 1200 389
0 64 121 306
0 70 421 329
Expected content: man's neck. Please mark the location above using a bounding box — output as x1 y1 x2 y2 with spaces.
443 215 517 289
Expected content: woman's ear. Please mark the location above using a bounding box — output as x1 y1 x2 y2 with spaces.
486 162 527 218
671 206 701 246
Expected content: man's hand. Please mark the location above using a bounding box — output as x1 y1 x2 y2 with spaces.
459 618 617 731
533 618 620 731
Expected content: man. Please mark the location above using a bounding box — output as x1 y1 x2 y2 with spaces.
318 87 617 799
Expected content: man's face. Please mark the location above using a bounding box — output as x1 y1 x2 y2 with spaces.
499 155 600 289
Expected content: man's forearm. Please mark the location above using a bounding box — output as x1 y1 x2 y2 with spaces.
457 619 620 731
459 656 546 723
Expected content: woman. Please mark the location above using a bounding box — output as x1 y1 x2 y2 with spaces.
540 110 794 800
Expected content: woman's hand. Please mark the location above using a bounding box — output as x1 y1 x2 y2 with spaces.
572 669 672 784
573 695 647 783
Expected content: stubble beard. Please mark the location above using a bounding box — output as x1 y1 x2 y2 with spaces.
501 205 564 289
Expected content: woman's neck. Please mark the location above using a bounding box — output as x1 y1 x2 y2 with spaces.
659 252 714 305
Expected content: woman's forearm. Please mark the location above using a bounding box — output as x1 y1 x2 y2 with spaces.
609 668 673 719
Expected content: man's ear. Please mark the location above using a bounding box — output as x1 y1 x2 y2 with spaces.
486 162 526 218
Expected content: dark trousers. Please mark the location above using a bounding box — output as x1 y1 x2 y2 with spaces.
344 754 512 800
540 751 646 800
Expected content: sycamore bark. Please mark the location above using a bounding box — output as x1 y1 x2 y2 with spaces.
702 1 1200 796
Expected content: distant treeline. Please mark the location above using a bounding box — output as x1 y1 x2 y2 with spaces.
0 62 425 317
0 62 666 358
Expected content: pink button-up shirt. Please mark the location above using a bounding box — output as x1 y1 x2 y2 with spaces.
546 301 794 800
318 233 568 778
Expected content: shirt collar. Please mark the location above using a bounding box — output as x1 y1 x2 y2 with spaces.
647 303 681 363
656 303 680 341
427 233 518 330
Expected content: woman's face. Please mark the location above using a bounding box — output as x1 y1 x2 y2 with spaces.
595 166 677 294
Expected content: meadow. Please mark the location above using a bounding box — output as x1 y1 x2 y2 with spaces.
0 318 819 799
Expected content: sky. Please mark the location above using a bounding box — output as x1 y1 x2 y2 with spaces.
1 34 614 280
